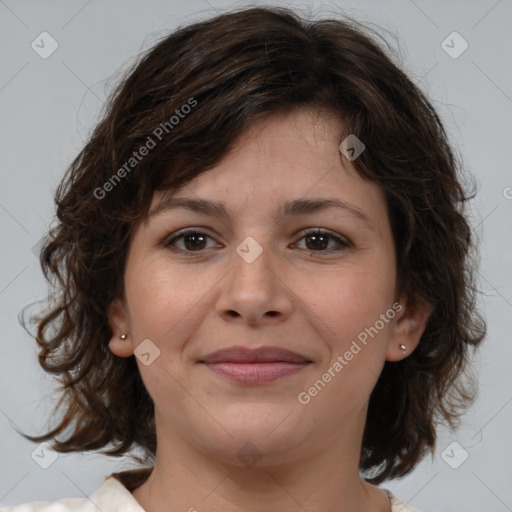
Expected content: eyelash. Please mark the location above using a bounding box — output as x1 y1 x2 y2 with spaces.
164 228 350 255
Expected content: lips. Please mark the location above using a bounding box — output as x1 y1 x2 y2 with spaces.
201 346 311 364
200 346 312 384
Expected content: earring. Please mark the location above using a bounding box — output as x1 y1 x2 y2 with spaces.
399 344 406 355
120 334 127 340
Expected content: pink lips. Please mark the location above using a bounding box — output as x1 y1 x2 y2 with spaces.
201 346 312 384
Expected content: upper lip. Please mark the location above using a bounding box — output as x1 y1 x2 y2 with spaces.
201 346 311 364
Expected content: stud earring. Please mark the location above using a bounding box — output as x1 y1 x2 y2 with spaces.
399 344 406 355
120 334 127 340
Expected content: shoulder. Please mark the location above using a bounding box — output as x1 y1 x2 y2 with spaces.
385 489 423 512
0 498 89 512
0 496 98 512
0 472 148 512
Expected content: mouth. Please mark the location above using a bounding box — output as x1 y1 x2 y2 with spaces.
200 346 312 384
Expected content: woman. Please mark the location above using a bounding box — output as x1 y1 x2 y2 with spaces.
6 6 485 512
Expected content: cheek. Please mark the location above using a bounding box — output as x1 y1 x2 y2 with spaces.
298 267 396 417
125 258 219 341
301 257 396 355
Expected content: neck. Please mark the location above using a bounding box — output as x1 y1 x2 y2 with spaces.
131 412 391 512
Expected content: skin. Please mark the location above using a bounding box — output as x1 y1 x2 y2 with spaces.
108 107 431 512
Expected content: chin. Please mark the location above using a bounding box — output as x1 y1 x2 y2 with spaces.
201 411 311 466
206 435 301 469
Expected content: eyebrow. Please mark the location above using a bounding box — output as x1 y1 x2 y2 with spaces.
149 197 374 227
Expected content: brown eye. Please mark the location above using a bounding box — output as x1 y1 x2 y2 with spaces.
296 230 350 253
165 230 216 252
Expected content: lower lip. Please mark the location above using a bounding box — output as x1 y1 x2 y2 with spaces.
203 362 310 383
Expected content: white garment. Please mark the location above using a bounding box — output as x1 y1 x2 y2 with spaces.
0 474 421 512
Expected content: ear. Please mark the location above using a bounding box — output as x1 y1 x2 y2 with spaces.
386 295 433 362
106 298 134 358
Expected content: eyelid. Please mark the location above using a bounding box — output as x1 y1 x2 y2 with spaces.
164 227 220 250
294 228 351 250
296 227 349 242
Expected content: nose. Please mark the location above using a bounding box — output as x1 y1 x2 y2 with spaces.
216 237 294 326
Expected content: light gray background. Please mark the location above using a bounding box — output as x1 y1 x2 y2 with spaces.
1 0 511 510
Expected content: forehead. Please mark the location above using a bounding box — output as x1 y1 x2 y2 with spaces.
151 108 386 221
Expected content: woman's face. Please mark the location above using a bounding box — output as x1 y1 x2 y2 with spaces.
108 107 423 467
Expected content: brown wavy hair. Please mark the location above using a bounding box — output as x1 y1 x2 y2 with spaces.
20 5 486 484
